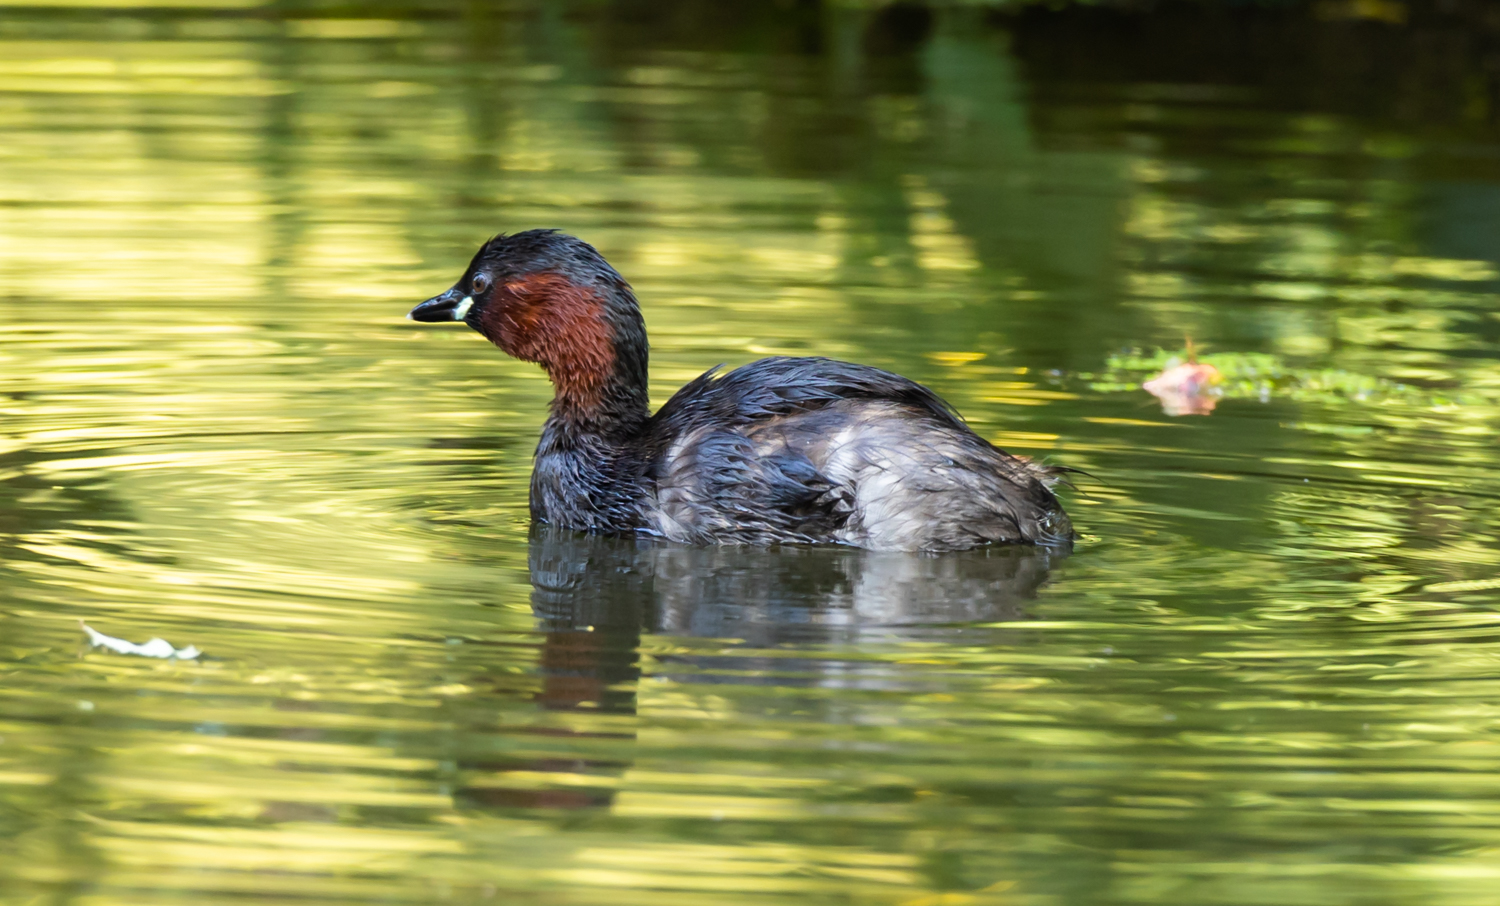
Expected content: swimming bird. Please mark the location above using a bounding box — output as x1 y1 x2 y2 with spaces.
409 230 1072 551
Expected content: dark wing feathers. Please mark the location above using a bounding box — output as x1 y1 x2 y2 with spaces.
655 429 850 544
647 356 968 442
644 356 1073 550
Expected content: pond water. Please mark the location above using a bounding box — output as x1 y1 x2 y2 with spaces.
5 2 1500 904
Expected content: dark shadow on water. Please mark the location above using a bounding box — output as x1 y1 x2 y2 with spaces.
527 525 1067 646
450 528 1067 814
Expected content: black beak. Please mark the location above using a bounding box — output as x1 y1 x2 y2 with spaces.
408 287 473 323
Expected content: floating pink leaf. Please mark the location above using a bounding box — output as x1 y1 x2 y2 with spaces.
1143 360 1223 416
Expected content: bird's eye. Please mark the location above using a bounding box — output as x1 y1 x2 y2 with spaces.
471 273 489 294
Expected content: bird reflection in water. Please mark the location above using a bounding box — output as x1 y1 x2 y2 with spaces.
529 526 1066 643
454 528 1066 812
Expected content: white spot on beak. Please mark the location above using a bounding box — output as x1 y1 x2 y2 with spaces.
453 296 474 320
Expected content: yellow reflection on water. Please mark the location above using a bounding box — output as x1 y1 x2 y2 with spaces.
4 4 1500 906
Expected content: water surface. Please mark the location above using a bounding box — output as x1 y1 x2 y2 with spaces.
4 3 1500 904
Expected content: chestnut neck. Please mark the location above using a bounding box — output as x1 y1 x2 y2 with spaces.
546 324 650 442
481 273 651 443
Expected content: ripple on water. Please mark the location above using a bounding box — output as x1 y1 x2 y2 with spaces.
5 3 1500 905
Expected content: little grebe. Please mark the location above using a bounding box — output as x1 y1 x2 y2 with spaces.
409 230 1073 551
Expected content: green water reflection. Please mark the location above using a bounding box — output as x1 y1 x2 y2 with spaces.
4 2 1500 904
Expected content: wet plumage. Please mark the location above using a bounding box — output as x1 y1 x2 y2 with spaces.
409 230 1073 552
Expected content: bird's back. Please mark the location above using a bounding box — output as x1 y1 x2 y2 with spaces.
642 357 1072 551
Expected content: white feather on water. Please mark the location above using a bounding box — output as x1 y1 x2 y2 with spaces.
79 621 201 660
